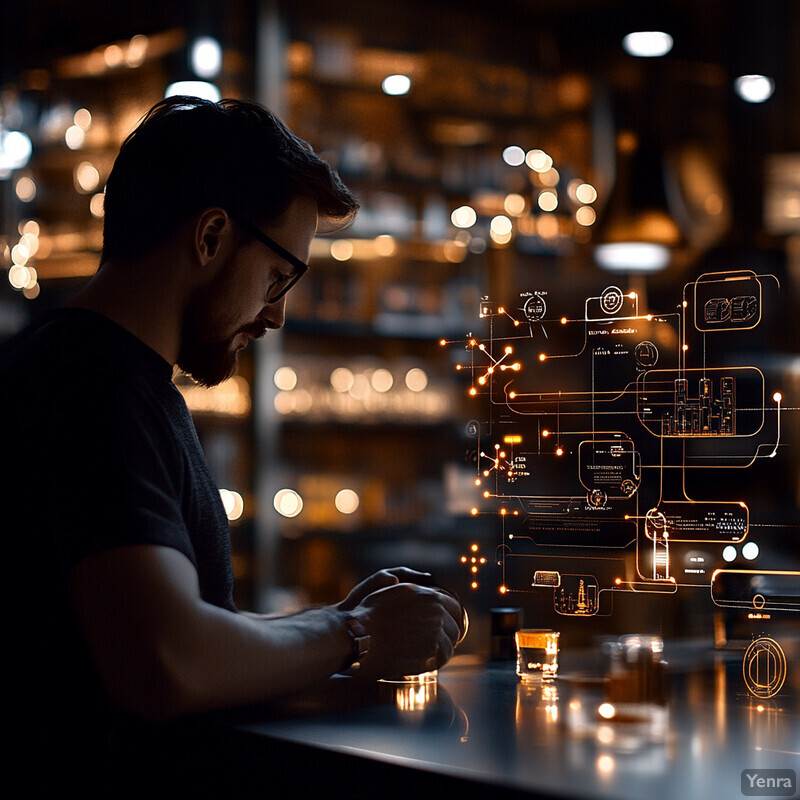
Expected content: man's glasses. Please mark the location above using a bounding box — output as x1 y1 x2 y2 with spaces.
232 215 309 304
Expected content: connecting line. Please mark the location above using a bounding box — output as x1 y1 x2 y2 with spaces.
769 393 782 458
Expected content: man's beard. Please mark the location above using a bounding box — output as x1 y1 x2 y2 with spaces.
177 335 238 388
177 285 240 388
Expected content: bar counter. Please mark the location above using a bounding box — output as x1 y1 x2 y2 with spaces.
188 636 799 799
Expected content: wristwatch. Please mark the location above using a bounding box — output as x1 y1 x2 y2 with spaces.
342 613 371 672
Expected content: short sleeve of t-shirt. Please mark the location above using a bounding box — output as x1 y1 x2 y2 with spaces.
45 364 197 570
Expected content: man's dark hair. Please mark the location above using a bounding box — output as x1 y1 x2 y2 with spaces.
101 96 358 263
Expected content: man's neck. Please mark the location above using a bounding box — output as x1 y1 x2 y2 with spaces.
69 258 185 365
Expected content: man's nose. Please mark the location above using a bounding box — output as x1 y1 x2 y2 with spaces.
260 297 286 330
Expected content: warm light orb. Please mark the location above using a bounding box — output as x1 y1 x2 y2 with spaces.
64 125 85 150
219 489 244 521
575 182 597 204
526 149 553 172
274 489 303 518
451 205 477 228
537 190 558 212
370 368 394 393
504 193 526 216
15 176 36 202
772 392 782 403
330 367 355 393
335 488 360 514
73 108 92 131
405 368 428 392
330 239 354 261
374 234 397 256
90 193 105 218
490 215 513 236
274 366 298 391
74 161 100 193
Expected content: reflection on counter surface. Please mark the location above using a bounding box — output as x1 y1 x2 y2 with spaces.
216 636 799 799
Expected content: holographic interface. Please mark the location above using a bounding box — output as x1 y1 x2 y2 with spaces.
443 269 799 695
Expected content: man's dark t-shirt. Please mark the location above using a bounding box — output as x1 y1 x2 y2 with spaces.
0 308 235 789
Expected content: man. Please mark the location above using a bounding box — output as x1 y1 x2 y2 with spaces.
1 97 463 791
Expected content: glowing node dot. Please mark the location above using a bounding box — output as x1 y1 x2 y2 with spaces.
470 508 479 516
773 392 782 403
561 317 568 325
556 447 564 456
461 556 468 563
439 339 447 347
471 581 479 589
542 429 550 437
722 545 737 563
742 541 760 560
500 585 508 594
471 543 479 552
615 578 622 585
682 344 689 351
539 353 547 361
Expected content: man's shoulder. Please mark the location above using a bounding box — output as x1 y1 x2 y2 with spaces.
1 307 170 391
1 307 109 375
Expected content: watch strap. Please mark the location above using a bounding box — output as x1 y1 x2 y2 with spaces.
342 613 371 672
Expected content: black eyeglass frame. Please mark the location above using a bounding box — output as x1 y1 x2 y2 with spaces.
231 215 309 303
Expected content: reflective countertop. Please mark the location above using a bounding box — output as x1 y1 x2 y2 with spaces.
219 638 800 799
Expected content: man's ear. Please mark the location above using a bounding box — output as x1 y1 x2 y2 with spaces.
193 208 231 265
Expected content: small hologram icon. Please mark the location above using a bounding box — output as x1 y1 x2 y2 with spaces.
742 637 787 698
461 544 487 589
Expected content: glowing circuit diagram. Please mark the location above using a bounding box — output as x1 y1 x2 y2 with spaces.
444 270 799 637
